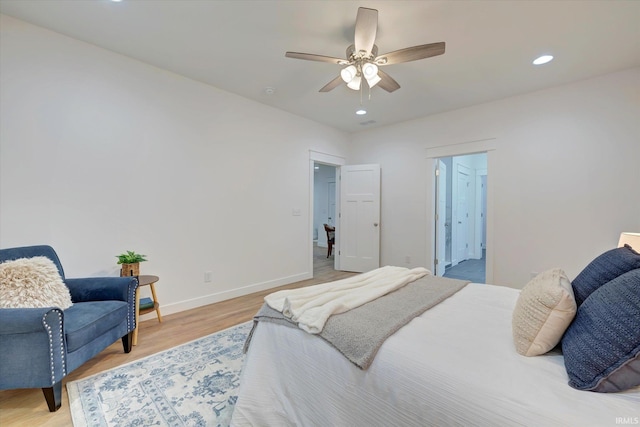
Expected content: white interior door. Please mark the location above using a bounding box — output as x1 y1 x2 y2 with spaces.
455 170 470 263
436 160 447 276
339 164 381 272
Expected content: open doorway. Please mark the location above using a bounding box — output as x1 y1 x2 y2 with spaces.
435 153 487 283
309 151 381 277
313 162 337 275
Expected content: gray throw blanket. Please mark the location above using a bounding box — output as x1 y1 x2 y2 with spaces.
245 275 469 369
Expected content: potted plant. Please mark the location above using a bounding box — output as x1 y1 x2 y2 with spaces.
116 250 147 277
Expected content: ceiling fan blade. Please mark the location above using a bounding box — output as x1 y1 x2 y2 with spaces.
319 75 344 92
354 7 378 56
285 52 347 65
377 70 401 93
375 42 445 65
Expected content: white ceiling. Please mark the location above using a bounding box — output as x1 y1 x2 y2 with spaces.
1 0 639 133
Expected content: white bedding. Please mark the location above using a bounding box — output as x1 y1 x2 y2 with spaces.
231 283 640 427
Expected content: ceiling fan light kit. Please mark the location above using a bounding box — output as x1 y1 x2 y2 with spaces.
285 7 445 93
339 59 380 91
347 75 362 91
366 74 381 88
362 63 381 88
341 65 358 83
362 62 378 80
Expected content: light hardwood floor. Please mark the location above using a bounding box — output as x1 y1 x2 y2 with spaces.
0 244 353 426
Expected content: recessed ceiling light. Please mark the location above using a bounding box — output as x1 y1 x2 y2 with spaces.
356 109 367 115
111 0 123 2
533 55 553 65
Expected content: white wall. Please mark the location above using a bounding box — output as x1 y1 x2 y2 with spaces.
0 15 350 316
349 68 640 287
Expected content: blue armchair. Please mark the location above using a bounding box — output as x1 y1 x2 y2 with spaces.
0 245 138 412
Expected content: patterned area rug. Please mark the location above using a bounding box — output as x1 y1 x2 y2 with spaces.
67 322 252 427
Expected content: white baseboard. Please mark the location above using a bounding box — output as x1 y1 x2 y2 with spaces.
138 271 312 321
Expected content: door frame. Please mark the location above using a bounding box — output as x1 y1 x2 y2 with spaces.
435 159 447 276
425 139 496 283
475 169 487 258
309 151 346 274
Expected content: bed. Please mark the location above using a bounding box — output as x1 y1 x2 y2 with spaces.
231 248 640 426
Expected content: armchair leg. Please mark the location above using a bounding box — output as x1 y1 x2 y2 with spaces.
122 331 133 353
42 382 62 412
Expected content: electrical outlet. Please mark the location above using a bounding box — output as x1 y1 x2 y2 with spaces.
530 271 538 279
204 271 212 283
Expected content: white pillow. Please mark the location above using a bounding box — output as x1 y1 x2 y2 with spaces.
0 256 73 309
512 268 576 356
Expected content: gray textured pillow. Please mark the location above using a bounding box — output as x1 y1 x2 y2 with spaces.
512 268 577 356
0 256 73 309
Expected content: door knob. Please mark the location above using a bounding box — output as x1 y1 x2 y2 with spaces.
374 223 379 227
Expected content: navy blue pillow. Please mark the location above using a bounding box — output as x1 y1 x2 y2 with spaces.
571 245 640 306
562 269 640 392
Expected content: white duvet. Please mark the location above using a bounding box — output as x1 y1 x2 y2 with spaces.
231 283 640 427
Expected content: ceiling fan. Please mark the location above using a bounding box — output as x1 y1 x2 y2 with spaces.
285 7 445 93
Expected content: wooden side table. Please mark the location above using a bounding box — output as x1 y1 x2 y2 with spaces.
133 275 162 346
